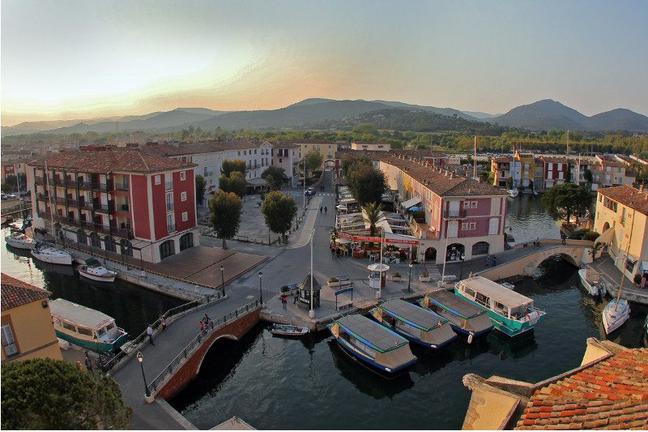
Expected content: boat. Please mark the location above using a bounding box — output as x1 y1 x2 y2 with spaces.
578 268 606 297
507 189 519 198
4 232 34 250
78 258 117 283
455 276 546 337
31 242 73 265
49 298 128 353
643 315 648 347
370 299 457 349
270 323 309 337
501 282 516 290
328 314 416 375
419 290 493 339
602 299 630 335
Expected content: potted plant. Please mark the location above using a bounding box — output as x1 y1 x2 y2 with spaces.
419 271 431 282
327 276 340 288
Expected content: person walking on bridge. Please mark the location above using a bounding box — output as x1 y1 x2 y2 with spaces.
146 324 155 346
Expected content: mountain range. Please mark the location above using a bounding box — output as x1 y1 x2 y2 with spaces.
3 98 648 136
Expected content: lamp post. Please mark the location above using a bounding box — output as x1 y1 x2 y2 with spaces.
459 253 465 280
136 351 150 398
220 265 225 296
407 262 413 293
258 271 263 304
309 228 315 319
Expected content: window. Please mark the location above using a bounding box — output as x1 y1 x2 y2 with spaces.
1 324 18 356
548 162 553 170
180 171 186 181
159 239 175 259
154 175 161 185
180 232 194 251
77 327 93 336
62 322 76 332
182 211 188 222
166 192 174 211
167 213 175 232
463 200 477 209
461 222 477 231
181 191 187 202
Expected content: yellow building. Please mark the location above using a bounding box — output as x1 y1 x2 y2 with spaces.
294 142 339 163
1 274 62 362
593 185 648 280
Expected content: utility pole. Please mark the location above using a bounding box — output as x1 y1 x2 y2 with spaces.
473 136 477 179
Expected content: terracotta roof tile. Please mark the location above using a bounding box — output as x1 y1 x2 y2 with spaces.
598 185 648 215
515 349 648 430
1 274 50 309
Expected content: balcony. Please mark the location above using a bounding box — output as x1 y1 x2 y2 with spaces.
115 182 129 191
117 203 130 212
93 200 115 213
79 199 93 211
34 176 45 186
37 192 49 201
94 181 113 192
77 180 92 190
112 227 134 239
443 209 468 219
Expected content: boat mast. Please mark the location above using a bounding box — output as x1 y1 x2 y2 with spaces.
615 208 636 308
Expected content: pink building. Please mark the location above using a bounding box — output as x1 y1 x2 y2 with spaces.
378 154 508 264
27 147 198 263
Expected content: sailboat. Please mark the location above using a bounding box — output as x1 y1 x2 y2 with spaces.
602 209 634 335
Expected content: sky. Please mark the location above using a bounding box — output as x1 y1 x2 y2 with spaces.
2 0 648 126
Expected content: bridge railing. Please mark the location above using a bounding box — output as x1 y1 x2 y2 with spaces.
148 299 260 396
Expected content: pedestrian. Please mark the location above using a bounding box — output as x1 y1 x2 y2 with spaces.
324 206 328 214
146 324 155 345
200 320 205 334
336 248 341 257
84 352 93 372
161 317 167 331
294 292 299 304
641 273 647 289
203 313 210 326
492 256 497 266
320 206 323 213
281 295 287 309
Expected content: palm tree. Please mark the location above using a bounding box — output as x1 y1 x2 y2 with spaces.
363 202 382 236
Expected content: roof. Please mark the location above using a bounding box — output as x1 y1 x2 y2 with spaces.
598 185 648 215
1 274 50 310
428 290 484 318
380 299 444 330
29 149 194 174
516 348 648 430
458 276 534 308
143 138 271 156
335 314 408 352
49 298 115 330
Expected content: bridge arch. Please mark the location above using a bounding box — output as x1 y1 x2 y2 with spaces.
537 252 579 268
195 334 239 375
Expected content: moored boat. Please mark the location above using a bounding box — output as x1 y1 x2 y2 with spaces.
370 299 457 349
578 268 605 297
455 276 546 337
49 298 128 353
602 299 630 335
507 189 519 198
329 314 416 375
419 290 493 339
271 323 309 337
78 258 117 283
31 242 73 265
4 232 34 250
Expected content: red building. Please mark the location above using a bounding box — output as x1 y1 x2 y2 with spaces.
27 147 198 263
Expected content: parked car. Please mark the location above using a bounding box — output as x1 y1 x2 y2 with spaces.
305 187 316 197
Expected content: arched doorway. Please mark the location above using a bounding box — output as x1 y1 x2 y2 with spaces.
424 247 437 261
179 232 194 251
159 239 175 260
77 229 87 245
89 232 101 248
104 236 116 253
446 243 465 262
120 239 133 256
472 241 490 256
602 222 610 233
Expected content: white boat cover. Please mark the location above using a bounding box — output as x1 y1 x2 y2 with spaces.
594 226 615 247
401 196 422 209
49 298 114 330
459 276 534 308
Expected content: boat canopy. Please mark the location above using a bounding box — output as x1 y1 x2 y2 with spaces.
427 290 484 318
401 196 422 209
380 299 444 331
85 257 102 267
336 314 408 353
459 276 534 308
49 299 114 330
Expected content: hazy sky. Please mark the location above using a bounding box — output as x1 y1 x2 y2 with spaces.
2 0 647 125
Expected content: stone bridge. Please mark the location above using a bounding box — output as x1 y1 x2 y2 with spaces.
478 239 594 281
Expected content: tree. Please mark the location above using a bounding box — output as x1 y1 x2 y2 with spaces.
363 202 382 236
195 174 206 206
219 171 247 197
209 190 242 248
1 358 131 429
261 166 287 190
348 164 386 206
583 168 593 184
262 191 297 241
541 183 592 224
305 151 323 177
221 160 247 177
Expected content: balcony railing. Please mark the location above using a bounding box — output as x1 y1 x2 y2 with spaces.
167 224 176 233
93 200 115 213
94 181 113 192
77 180 92 190
79 200 93 211
443 209 468 219
34 177 45 186
115 182 129 191
37 192 49 201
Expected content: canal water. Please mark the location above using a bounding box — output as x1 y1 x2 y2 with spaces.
169 197 648 430
1 226 184 336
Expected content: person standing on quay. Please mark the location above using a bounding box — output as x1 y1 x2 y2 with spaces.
147 324 155 345
161 317 167 331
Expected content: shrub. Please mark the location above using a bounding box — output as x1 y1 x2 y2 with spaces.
583 231 600 241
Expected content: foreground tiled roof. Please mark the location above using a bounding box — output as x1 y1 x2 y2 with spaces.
29 149 195 173
516 349 648 430
598 185 648 215
1 274 50 310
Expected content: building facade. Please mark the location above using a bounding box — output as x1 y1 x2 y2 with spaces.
272 143 300 187
593 184 648 281
350 142 391 152
28 148 199 263
1 274 62 362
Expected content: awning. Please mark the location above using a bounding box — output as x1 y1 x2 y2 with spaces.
401 197 422 209
594 226 615 247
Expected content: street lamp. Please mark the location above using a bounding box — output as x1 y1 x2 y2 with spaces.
258 272 263 304
220 265 225 296
136 351 150 398
309 228 315 319
407 262 413 293
459 253 465 280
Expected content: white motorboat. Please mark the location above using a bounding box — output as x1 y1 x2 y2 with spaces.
270 323 309 337
78 258 117 283
578 268 605 297
5 232 34 250
507 189 519 198
31 242 73 266
603 299 630 335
